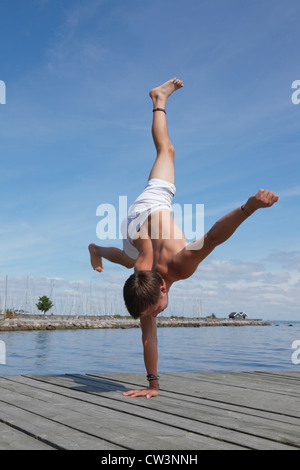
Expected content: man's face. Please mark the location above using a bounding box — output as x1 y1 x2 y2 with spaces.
145 292 168 318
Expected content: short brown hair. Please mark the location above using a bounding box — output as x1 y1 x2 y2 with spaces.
123 271 163 319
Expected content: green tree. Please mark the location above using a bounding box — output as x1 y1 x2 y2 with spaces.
36 296 53 315
206 313 217 319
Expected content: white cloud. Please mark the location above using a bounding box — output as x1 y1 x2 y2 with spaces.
264 250 300 272
168 256 299 319
278 185 300 199
46 0 107 76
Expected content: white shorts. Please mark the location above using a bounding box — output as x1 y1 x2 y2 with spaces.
121 178 176 259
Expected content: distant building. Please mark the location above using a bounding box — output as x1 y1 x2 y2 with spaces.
229 312 248 319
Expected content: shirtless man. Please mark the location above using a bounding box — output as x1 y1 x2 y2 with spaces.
89 78 279 398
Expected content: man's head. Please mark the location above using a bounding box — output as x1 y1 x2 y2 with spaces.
123 270 168 319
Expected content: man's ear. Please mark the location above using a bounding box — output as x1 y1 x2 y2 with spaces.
160 284 167 294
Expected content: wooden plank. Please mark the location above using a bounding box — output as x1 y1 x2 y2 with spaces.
0 376 240 450
101 372 300 418
177 372 300 397
161 373 300 420
68 374 300 449
1 372 299 450
86 372 300 426
219 371 300 387
0 375 246 450
0 402 123 450
0 375 258 450
0 422 54 450
0 381 125 450
86 372 300 448
89 370 300 403
247 371 300 383
6 374 299 450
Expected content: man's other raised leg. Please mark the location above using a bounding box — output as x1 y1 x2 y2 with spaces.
88 244 135 271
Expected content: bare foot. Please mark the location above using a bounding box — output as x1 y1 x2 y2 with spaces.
149 78 183 107
88 244 104 272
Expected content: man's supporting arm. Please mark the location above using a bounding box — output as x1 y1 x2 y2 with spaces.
123 315 159 398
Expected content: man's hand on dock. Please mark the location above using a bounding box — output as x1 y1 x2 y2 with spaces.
122 388 158 399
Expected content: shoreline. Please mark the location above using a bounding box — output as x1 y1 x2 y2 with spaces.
0 314 270 331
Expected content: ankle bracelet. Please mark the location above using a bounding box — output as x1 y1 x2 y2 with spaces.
153 108 166 114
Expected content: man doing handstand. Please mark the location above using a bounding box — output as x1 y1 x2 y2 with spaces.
89 78 279 398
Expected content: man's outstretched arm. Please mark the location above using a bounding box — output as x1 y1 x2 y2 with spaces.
170 189 279 280
204 189 279 246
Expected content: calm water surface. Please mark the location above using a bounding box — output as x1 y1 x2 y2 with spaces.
0 322 300 375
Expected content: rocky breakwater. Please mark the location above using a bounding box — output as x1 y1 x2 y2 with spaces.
0 314 270 331
0 315 140 331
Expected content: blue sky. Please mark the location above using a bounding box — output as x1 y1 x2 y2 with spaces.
0 0 300 319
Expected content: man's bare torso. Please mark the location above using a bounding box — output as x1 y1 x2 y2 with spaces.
132 209 187 283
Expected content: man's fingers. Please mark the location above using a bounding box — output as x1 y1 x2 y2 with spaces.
257 189 279 207
267 191 279 205
122 389 158 398
122 390 144 397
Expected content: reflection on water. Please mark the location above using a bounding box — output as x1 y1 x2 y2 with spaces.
0 322 300 375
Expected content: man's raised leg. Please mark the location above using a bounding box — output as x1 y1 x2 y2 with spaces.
148 78 183 184
88 244 135 271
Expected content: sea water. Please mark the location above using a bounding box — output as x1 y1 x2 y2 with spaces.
0 322 299 376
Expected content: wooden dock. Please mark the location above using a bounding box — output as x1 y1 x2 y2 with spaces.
0 371 300 450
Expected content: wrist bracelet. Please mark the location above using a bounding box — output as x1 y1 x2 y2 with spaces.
147 374 160 389
147 374 160 382
241 204 251 217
